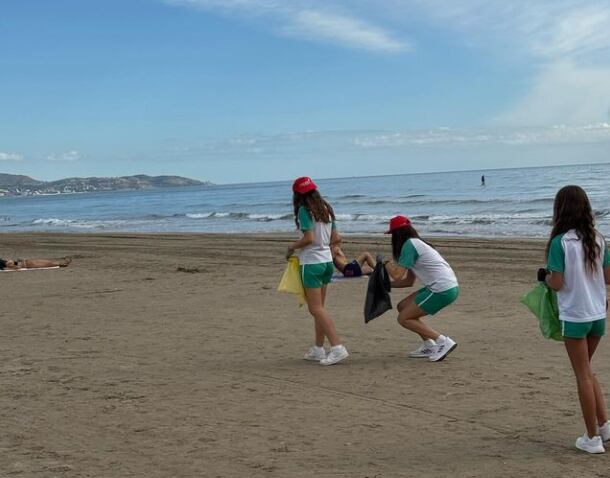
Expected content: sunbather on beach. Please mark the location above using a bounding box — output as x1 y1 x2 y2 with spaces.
331 245 374 277
0 256 71 270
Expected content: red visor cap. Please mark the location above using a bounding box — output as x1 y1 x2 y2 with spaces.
292 176 317 194
385 215 412 233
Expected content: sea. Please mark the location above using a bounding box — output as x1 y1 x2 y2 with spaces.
2 163 610 238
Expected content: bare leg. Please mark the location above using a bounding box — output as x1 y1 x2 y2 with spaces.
305 287 341 347
565 337 599 438
357 252 375 269
397 291 441 341
21 257 71 268
313 286 328 347
587 336 608 426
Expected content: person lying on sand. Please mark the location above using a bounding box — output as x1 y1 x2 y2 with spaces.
331 245 375 277
0 256 72 270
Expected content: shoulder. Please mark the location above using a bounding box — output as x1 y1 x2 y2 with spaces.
408 238 428 251
298 206 312 220
550 232 567 246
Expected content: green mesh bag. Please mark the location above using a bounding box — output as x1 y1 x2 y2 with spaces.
520 283 562 341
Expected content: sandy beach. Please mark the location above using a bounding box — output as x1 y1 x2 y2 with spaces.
1 232 609 477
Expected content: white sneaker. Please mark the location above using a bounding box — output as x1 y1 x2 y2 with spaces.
429 336 457 362
409 339 437 358
598 421 610 442
303 346 326 362
319 345 349 366
575 434 605 454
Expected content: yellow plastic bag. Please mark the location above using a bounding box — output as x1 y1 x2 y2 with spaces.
278 256 306 306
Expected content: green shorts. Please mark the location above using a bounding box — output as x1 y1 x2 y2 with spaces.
301 262 334 289
415 286 459 315
561 319 606 339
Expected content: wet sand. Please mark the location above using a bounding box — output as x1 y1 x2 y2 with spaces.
1 232 609 477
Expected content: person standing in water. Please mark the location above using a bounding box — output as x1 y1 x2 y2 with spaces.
287 176 349 366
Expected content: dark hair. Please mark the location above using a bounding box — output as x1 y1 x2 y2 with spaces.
545 185 600 274
391 225 423 261
0 258 6 270
293 189 335 228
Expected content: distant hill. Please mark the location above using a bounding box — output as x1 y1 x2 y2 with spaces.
0 173 211 196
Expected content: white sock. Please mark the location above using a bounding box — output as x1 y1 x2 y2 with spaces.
331 344 344 352
313 345 325 352
435 335 446 344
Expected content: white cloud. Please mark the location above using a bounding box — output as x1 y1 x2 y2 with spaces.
46 150 81 162
164 1 610 125
383 1 610 126
0 152 23 161
163 0 410 52
352 124 610 148
497 62 610 126
280 10 409 52
162 125 610 160
394 0 610 63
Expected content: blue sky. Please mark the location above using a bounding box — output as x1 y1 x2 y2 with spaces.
1 0 609 184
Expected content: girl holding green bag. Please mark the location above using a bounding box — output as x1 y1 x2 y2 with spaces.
286 177 349 366
543 185 610 454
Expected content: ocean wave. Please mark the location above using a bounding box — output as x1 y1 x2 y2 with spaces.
337 197 544 207
31 217 155 229
595 209 610 218
185 212 293 221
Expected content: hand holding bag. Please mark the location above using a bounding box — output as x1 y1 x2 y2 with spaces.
278 256 306 306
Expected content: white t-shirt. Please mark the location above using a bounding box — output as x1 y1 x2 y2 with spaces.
547 229 610 323
398 238 458 292
297 206 335 265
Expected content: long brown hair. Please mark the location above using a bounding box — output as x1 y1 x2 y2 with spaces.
545 185 600 274
391 225 423 261
293 189 335 228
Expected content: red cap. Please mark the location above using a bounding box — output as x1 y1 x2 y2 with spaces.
292 176 317 194
385 215 411 233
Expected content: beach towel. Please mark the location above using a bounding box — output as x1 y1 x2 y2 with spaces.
521 283 562 341
0 266 61 272
364 256 392 323
332 274 367 282
278 256 306 306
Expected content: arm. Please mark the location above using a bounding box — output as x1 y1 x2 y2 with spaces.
545 271 563 291
330 229 341 246
390 269 416 288
287 230 314 258
385 261 408 282
604 266 610 285
546 235 565 291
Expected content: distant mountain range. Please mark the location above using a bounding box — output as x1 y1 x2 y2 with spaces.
0 173 211 196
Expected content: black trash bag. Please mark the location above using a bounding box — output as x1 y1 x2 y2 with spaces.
364 255 392 323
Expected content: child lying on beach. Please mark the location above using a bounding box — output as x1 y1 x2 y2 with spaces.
331 245 375 277
0 256 72 270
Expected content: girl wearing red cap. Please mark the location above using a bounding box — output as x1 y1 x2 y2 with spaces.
385 215 459 362
286 176 349 365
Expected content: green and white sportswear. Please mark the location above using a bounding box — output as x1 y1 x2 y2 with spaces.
398 238 458 292
297 206 336 265
547 230 610 323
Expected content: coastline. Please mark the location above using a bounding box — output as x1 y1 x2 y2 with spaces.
2 232 607 477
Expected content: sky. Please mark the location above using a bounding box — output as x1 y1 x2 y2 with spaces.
1 0 609 184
